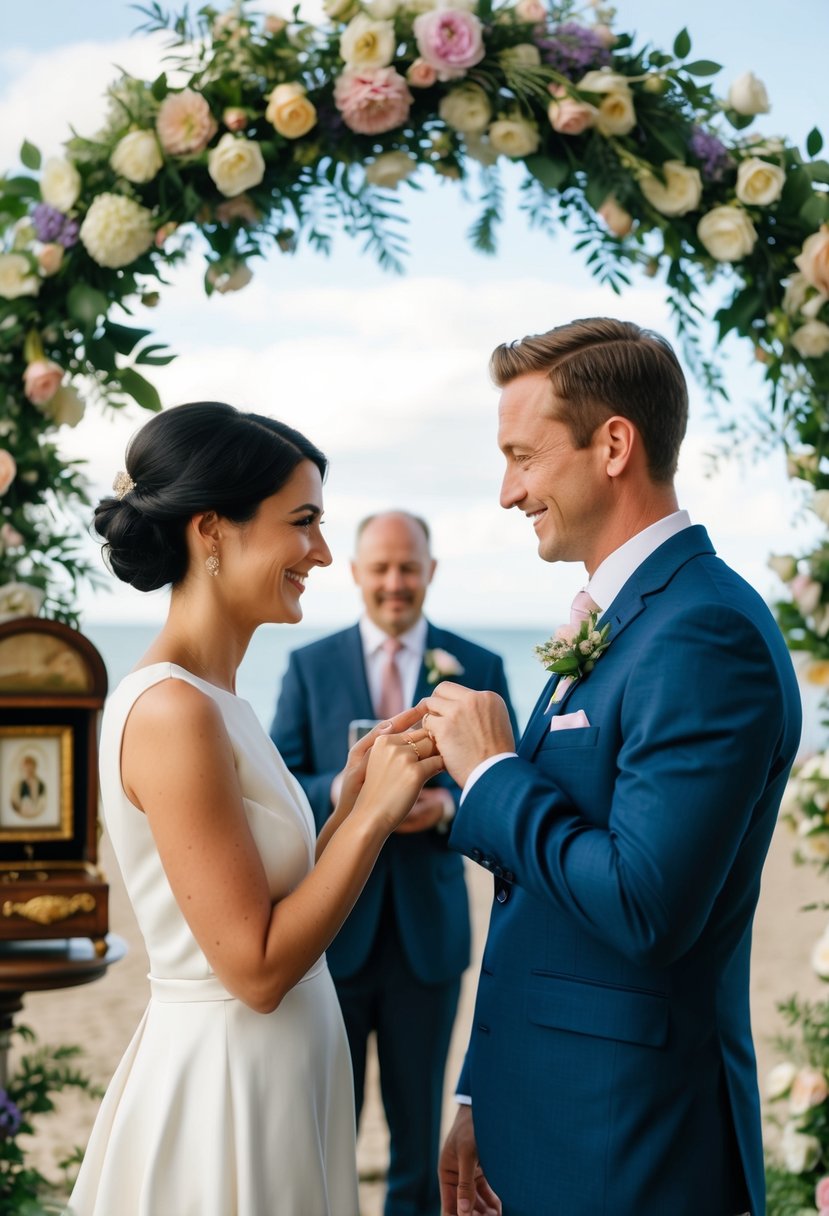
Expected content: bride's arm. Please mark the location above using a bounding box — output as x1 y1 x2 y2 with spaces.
121 678 441 1013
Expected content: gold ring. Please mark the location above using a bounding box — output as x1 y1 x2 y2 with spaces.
405 736 422 760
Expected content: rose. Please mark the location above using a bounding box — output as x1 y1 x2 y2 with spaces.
407 59 437 87
110 129 163 184
340 14 396 69
791 573 823 616
577 69 630 95
735 156 785 206
324 0 358 18
0 582 45 623
640 161 702 217
266 84 318 139
366 0 400 16
464 132 497 166
515 0 545 19
413 8 485 79
593 24 617 49
334 67 413 135
548 94 597 136
0 253 39 299
598 196 633 237
799 819 829 862
0 450 17 496
789 1067 829 1115
596 90 636 136
40 157 81 212
793 321 829 359
38 383 85 427
727 71 770 116
817 1178 829 1209
264 14 287 34
223 106 248 132
23 359 63 405
0 524 23 549
766 1061 797 1100
813 491 829 525
156 89 218 156
796 228 829 296
783 273 812 316
79 193 154 268
768 554 798 583
697 206 757 262
439 83 492 133
488 117 540 159
364 151 417 188
37 243 64 276
781 1122 822 1174
207 134 266 197
425 648 465 683
499 44 541 68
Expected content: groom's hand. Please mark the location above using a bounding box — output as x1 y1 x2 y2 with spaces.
439 1105 501 1216
419 683 515 788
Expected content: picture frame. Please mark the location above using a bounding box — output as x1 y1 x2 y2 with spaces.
0 725 73 842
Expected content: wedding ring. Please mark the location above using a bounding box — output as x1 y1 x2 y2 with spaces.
405 735 422 759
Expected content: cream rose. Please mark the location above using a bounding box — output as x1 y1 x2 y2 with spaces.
487 116 540 159
768 554 798 583
42 383 85 427
40 156 81 212
598 196 633 237
0 582 45 623
110 129 163 184
0 450 17 496
792 320 829 359
795 227 829 297
728 71 770 116
765 1061 797 1100
697 205 757 262
735 156 785 206
324 0 358 18
596 90 636 136
639 161 702 217
364 151 417 188
266 84 318 139
782 272 812 316
23 359 64 406
0 253 40 299
439 83 492 133
207 134 266 197
781 1122 822 1174
79 193 154 268
790 1067 829 1116
340 14 396 69
366 0 400 16
577 69 629 95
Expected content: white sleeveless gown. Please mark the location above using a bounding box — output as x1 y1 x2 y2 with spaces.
68 663 359 1216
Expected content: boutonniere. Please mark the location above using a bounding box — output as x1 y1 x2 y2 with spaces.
424 648 465 684
534 613 611 687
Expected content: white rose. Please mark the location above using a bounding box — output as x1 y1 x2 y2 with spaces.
813 490 829 526
0 581 45 624
728 71 770 116
499 43 541 68
40 156 81 212
799 824 829 863
812 929 829 979
766 1062 797 1100
340 13 396 68
639 160 702 217
697 205 758 262
782 273 812 316
79 192 154 268
439 83 492 133
365 0 400 15
487 117 540 159
735 156 785 206
364 151 417 188
768 554 798 582
577 69 630 95
207 134 266 198
0 253 40 299
596 89 636 136
780 1121 822 1173
110 129 163 184
792 320 829 359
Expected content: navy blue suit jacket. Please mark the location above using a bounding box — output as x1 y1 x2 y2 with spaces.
451 527 801 1216
272 621 516 985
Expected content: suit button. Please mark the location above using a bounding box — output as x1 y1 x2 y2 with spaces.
495 881 510 904
492 865 503 878
470 848 482 862
504 870 514 883
481 857 492 870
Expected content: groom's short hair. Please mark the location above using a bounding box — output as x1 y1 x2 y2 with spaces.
490 317 688 483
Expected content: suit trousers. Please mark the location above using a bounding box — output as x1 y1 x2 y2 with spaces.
334 884 461 1216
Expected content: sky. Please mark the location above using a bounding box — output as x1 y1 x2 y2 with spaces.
2 0 825 629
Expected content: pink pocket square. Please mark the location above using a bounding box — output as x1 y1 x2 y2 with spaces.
549 709 591 732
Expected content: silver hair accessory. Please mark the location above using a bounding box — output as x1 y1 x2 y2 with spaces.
112 471 136 500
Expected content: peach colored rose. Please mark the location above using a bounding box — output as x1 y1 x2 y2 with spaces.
23 359 64 406
37 243 64 275
515 0 545 20
598 196 633 236
796 227 829 297
789 1066 829 1115
0 450 17 496
334 67 413 135
223 107 249 132
156 89 218 156
548 95 597 136
407 59 438 88
265 83 318 139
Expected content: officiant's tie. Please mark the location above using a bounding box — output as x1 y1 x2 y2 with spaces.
550 589 601 705
376 637 405 719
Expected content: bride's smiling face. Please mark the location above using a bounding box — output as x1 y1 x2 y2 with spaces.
218 460 332 626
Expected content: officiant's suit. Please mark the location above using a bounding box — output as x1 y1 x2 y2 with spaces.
451 522 801 1216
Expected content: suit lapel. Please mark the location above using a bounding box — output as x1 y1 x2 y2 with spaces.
413 621 441 706
340 625 376 718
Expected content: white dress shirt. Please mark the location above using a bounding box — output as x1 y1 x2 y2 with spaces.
359 614 428 713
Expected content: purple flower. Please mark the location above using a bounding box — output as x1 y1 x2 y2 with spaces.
0 1089 22 1139
31 203 80 248
538 23 611 80
689 126 732 182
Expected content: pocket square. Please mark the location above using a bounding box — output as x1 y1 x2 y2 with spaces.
549 709 591 732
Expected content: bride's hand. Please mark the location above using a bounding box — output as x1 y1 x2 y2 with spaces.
353 727 444 835
335 706 428 818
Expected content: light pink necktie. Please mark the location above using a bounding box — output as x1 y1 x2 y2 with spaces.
550 589 601 705
376 637 405 720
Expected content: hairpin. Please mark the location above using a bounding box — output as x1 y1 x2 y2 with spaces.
112 471 136 499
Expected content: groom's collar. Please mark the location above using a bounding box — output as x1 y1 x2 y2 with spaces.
586 509 691 613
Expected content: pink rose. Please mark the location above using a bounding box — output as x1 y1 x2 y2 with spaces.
223 106 249 133
334 67 413 135
816 1177 829 1208
23 359 64 406
796 226 829 297
515 0 546 20
548 95 597 136
413 8 485 79
0 522 23 547
156 89 218 156
598 196 633 237
791 573 823 618
407 59 438 88
0 450 17 496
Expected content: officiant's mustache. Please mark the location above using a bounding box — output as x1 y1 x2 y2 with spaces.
377 591 415 604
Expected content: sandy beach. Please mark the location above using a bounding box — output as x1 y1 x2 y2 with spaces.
10 814 827 1214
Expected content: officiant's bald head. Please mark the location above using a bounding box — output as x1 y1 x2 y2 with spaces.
352 511 437 637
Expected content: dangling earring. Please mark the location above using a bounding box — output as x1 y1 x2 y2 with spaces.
205 545 220 577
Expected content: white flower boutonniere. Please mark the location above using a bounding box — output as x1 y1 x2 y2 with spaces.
534 612 611 685
425 647 465 685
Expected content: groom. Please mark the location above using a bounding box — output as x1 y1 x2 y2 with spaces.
423 317 802 1216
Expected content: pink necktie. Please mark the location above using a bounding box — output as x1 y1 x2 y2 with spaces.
550 590 601 705
376 637 405 719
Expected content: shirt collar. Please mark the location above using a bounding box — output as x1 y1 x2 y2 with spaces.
586 510 691 613
359 614 428 657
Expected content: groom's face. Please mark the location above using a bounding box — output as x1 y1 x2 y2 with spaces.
498 372 609 566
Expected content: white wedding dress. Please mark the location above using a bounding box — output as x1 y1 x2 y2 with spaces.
68 663 359 1216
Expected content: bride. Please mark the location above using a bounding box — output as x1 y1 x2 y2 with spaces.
69 401 442 1216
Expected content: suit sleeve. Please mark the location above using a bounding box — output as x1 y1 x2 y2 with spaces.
270 652 340 832
450 605 798 968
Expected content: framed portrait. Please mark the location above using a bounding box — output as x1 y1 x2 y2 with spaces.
0 725 73 841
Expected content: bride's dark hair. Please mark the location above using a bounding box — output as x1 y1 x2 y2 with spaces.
94 401 327 592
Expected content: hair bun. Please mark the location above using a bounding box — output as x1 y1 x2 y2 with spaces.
93 495 187 592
